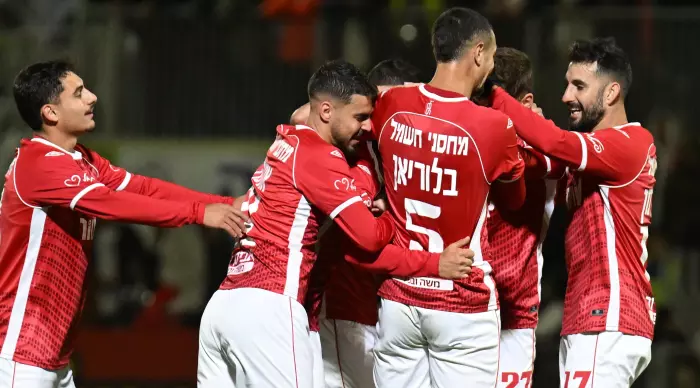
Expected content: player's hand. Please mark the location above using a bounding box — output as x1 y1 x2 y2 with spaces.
531 102 544 117
438 236 474 279
371 198 387 215
202 203 248 238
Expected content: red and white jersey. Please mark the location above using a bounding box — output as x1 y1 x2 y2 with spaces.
371 84 525 314
487 145 566 330
305 141 381 331
492 88 657 339
221 125 412 306
0 136 228 370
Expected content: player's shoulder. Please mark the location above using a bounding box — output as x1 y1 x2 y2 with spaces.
594 122 655 150
279 124 349 165
17 137 79 167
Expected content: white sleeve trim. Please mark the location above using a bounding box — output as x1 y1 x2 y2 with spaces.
329 196 363 219
573 132 588 171
70 183 105 210
115 172 132 191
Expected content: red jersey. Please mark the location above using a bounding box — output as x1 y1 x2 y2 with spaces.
371 84 525 314
0 136 232 369
492 88 657 339
305 141 382 331
221 125 440 306
487 144 566 330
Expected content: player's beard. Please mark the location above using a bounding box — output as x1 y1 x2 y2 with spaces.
569 89 605 133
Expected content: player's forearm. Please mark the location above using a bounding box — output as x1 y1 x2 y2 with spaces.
333 202 395 252
126 174 233 205
73 186 204 227
346 243 440 278
491 88 583 168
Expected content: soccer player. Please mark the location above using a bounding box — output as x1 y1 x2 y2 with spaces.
488 37 656 387
316 59 422 388
0 61 247 387
197 60 475 388
478 47 566 388
369 8 526 388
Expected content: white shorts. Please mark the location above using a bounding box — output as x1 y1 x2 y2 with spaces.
373 298 500 388
0 358 74 388
320 318 378 388
309 330 324 388
497 329 536 388
197 288 314 388
559 332 652 388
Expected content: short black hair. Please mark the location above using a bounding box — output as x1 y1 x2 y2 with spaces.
569 37 633 99
13 60 75 130
492 47 533 100
431 7 493 63
308 59 377 105
367 59 421 86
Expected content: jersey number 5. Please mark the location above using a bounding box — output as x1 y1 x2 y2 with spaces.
405 198 443 253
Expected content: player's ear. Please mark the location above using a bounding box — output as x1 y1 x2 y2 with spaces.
474 41 486 67
605 82 621 106
41 104 59 126
319 100 333 123
520 93 534 109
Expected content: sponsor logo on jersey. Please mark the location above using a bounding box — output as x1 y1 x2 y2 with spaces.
228 250 255 275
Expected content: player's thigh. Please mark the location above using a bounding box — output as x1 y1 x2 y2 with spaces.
0 358 72 388
198 290 239 388
422 309 500 388
562 332 652 388
373 299 429 388
323 319 376 388
498 329 536 388
203 288 314 388
309 330 324 388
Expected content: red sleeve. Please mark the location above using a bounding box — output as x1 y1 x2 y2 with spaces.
297 150 394 252
16 152 204 227
520 142 567 180
344 242 440 277
81 146 233 205
484 113 526 210
491 87 650 185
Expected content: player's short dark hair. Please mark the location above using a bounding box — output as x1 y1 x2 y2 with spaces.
492 47 533 100
569 37 633 99
308 59 377 105
367 59 421 86
13 60 75 131
431 7 493 63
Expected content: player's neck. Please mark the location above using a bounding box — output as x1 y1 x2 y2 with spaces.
35 128 78 152
593 105 628 132
306 115 333 145
429 64 477 98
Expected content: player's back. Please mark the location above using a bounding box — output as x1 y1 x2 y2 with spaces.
221 124 351 304
0 138 96 370
371 84 523 313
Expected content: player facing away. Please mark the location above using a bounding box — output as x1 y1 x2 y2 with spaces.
479 48 566 388
369 8 526 388
0 61 247 388
489 38 656 387
315 59 422 388
196 60 475 388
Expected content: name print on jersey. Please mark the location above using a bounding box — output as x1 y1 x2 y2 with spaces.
389 118 469 197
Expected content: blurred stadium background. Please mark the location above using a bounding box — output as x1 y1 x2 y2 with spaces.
0 0 698 386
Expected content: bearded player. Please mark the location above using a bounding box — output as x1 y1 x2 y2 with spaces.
489 37 655 387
